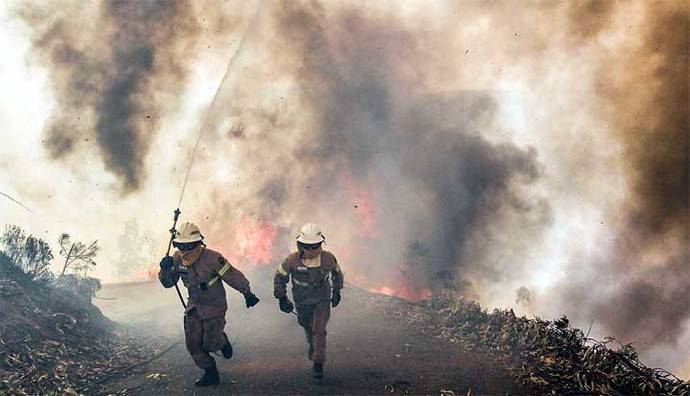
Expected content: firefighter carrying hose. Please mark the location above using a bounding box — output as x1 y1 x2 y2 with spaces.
158 222 260 387
273 223 344 379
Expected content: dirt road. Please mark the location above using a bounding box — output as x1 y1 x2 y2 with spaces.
96 276 523 395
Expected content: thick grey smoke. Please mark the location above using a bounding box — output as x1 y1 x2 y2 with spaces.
196 2 549 298
561 1 689 347
193 1 687 364
19 0 199 192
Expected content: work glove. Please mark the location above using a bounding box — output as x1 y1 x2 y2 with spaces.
331 290 341 307
244 292 260 308
159 256 174 271
278 296 294 313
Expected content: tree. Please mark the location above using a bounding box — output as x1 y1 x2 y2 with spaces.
0 225 54 282
57 233 99 279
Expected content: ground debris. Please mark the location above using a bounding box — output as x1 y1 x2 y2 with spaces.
384 293 690 396
0 279 158 395
384 379 412 394
145 373 165 380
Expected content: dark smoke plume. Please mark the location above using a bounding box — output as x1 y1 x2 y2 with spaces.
563 1 689 347
566 0 617 42
201 2 549 296
19 0 199 192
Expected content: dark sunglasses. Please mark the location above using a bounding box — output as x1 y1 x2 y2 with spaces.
173 241 201 252
299 242 322 250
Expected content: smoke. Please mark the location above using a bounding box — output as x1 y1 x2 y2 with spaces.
174 2 550 304
5 0 688 375
566 0 617 42
189 0 687 366
18 0 200 192
562 1 689 346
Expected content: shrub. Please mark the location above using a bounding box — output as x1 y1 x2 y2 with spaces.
53 274 102 302
0 225 54 283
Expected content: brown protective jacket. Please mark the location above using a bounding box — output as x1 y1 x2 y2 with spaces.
159 247 251 320
273 250 344 307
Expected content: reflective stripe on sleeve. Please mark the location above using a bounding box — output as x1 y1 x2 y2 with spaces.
208 262 232 286
292 278 309 287
218 262 231 276
277 262 288 276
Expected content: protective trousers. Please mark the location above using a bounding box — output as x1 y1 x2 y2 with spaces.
184 308 226 369
297 300 331 363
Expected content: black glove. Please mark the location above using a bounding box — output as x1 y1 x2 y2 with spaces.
159 256 174 270
278 296 294 313
331 290 341 307
244 292 260 308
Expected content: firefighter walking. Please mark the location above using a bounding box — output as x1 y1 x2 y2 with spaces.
273 223 344 379
158 222 260 387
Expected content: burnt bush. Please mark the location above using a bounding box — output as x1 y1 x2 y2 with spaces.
0 225 54 284
53 274 102 302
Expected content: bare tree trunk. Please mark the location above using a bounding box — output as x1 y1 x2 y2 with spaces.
59 244 75 279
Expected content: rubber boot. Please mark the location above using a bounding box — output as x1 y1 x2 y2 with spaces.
195 367 220 387
221 333 233 359
312 362 324 379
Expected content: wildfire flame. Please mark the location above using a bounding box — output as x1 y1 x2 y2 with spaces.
131 187 429 304
369 285 432 302
348 262 432 302
235 215 278 265
338 170 435 301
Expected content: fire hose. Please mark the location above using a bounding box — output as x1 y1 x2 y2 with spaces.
164 209 186 308
0 191 32 213
163 1 263 309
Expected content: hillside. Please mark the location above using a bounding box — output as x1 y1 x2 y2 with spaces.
0 254 151 395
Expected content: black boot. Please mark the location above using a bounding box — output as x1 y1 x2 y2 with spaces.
195 367 220 387
221 333 233 359
312 362 324 379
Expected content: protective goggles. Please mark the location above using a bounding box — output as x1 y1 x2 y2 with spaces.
298 242 322 250
173 241 201 252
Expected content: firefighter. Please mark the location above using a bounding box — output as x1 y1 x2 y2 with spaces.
273 223 344 379
158 222 260 387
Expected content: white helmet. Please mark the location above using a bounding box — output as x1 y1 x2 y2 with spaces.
296 223 325 244
173 222 204 243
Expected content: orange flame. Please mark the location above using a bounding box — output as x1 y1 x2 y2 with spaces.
337 168 433 301
349 263 432 302
232 215 278 266
126 175 433 303
368 285 432 301
219 215 278 265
